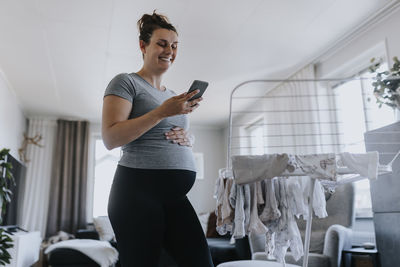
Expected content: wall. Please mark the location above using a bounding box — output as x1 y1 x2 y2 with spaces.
316 6 400 78
0 70 26 158
187 126 226 214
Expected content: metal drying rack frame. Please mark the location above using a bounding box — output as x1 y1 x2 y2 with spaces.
224 77 399 267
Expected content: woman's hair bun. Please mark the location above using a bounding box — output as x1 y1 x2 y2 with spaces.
137 10 177 43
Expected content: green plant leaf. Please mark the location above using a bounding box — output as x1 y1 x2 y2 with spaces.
370 56 400 110
0 149 10 158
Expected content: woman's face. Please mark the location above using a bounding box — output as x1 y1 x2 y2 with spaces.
140 28 178 74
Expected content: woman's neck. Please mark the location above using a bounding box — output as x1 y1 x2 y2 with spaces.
136 68 164 91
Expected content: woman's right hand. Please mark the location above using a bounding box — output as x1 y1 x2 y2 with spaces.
156 89 203 118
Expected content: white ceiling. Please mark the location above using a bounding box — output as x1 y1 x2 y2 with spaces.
0 0 395 128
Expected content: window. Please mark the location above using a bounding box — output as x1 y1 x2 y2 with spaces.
333 62 395 217
245 119 265 155
361 63 395 131
92 138 121 218
335 79 367 153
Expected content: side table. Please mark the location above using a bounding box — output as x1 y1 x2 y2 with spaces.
342 247 379 267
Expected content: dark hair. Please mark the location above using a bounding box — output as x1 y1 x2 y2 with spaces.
137 11 177 44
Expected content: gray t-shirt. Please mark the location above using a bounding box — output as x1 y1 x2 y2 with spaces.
104 73 196 172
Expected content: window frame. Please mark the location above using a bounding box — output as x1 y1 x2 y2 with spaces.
239 115 265 155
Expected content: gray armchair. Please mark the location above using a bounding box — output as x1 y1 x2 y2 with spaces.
250 182 355 267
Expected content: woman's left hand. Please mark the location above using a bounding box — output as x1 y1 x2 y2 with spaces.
164 127 194 147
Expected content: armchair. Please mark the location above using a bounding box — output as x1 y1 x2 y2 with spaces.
250 182 355 267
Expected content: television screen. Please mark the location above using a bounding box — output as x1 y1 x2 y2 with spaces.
2 153 26 226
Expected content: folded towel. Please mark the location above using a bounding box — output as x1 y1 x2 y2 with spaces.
45 239 119 267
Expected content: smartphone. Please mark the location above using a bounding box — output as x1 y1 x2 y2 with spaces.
187 80 208 101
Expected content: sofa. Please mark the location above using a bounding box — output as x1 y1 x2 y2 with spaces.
47 212 251 266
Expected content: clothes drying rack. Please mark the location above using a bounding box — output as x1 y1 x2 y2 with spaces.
223 77 400 267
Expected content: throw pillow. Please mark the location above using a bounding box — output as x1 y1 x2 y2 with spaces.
93 216 115 241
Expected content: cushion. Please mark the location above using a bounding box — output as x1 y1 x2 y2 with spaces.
93 216 115 241
250 229 325 255
307 230 325 253
285 252 330 267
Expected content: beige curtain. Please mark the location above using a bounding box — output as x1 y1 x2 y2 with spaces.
20 118 56 238
46 119 89 237
263 65 341 154
232 65 341 157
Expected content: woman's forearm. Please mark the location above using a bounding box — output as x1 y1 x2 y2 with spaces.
102 108 165 150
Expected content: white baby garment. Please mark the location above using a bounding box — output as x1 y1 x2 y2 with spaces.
340 151 379 180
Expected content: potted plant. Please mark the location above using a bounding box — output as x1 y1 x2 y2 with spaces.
369 56 400 109
0 148 15 265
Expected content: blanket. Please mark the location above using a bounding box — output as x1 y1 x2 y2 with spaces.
45 239 118 267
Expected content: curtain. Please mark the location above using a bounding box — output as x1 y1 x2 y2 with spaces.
232 64 341 156
262 65 340 154
46 120 89 237
20 118 56 238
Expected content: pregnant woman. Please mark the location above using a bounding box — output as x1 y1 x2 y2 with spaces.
102 11 213 267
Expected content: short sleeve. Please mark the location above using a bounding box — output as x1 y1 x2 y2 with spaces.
168 89 178 96
104 73 136 103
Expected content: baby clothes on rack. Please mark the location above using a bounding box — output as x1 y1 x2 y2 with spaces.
271 178 303 262
214 174 327 263
216 178 235 235
216 152 384 264
249 182 268 235
259 179 280 222
312 180 328 218
286 177 305 219
232 152 381 186
230 183 250 238
295 154 336 181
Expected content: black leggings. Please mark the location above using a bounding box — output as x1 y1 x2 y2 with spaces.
108 165 214 267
